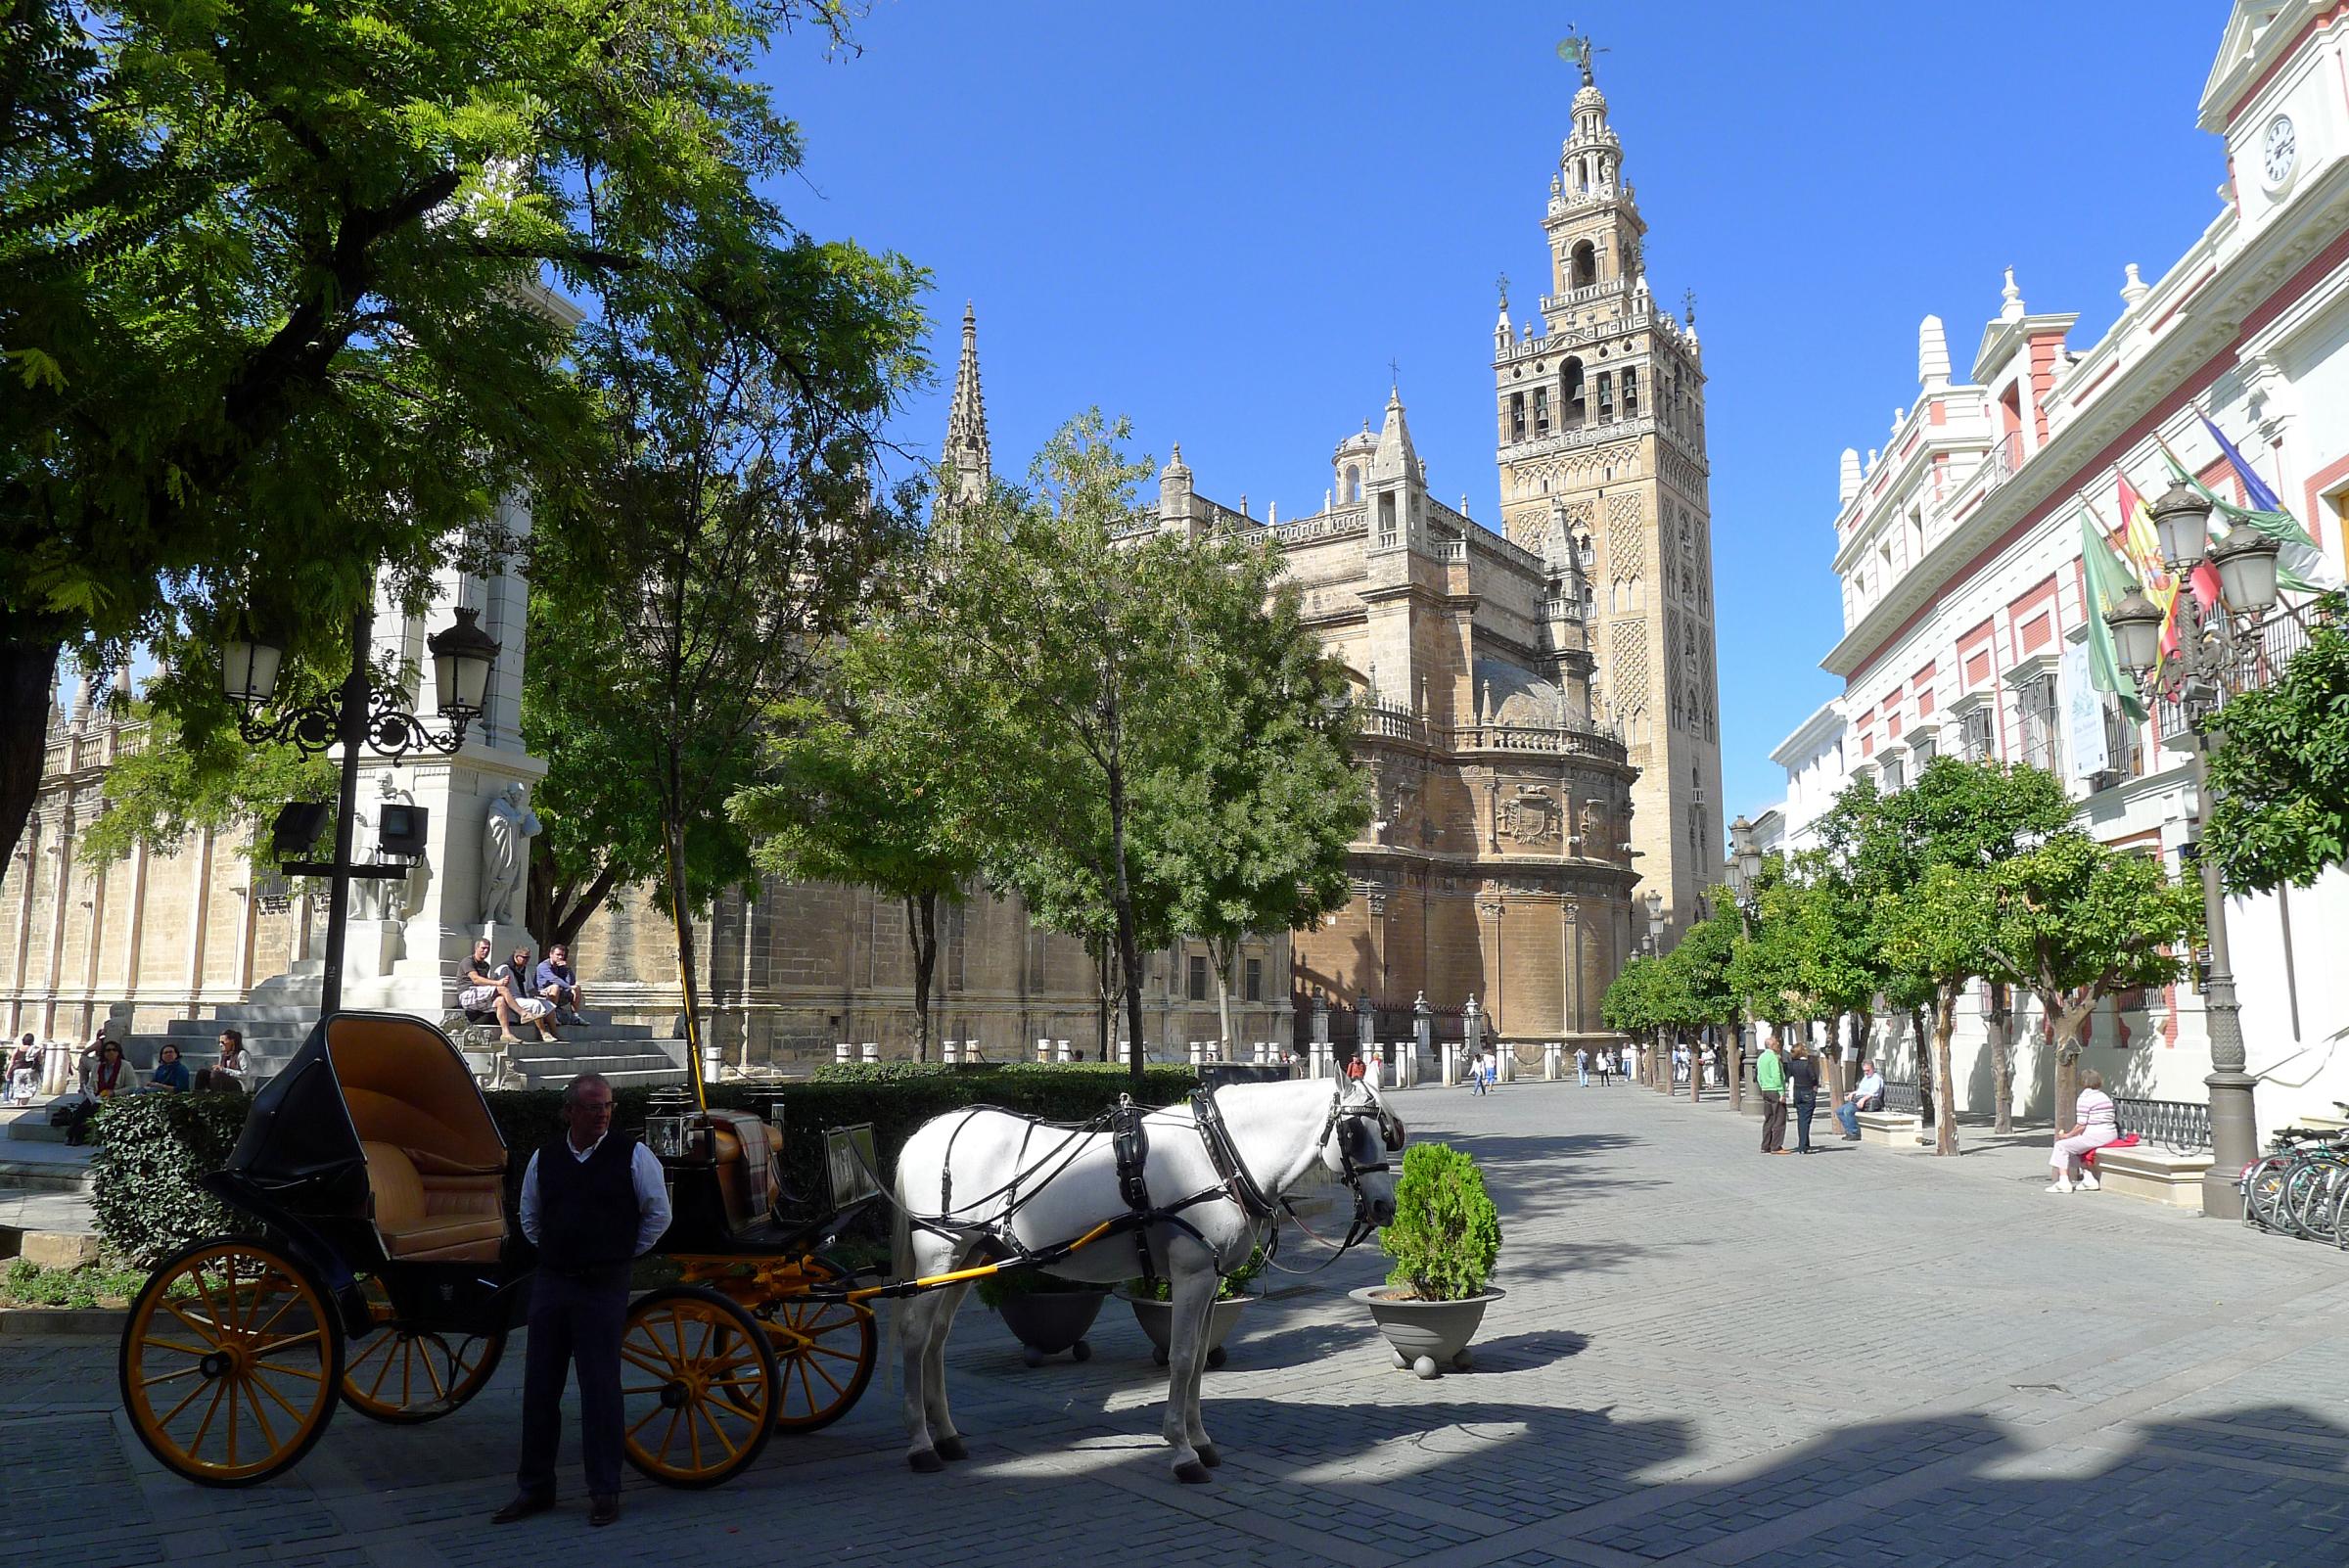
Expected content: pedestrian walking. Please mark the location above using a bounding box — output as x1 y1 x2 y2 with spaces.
1595 1048 1612 1086
1787 1042 1820 1153
493 1072 672 1529
1757 1034 1788 1154
1575 1046 1589 1086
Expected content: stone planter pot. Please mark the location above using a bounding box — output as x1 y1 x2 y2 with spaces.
994 1287 1110 1367
1351 1285 1503 1378
1118 1289 1255 1368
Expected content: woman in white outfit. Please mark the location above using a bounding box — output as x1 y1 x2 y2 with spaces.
2050 1069 2122 1192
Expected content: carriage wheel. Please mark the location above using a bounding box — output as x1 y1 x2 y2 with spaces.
762 1259 876 1434
117 1239 344 1487
621 1287 777 1488
339 1273 507 1424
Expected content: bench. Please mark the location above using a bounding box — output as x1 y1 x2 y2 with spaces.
2082 1144 2212 1209
1856 1110 1927 1149
361 1141 506 1262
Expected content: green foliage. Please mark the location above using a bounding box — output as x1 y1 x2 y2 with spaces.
1976 832 2200 1054
1125 1244 1267 1303
88 1094 256 1266
1379 1142 1502 1303
76 704 338 871
0 1259 160 1309
886 413 1369 1079
2204 600 2349 895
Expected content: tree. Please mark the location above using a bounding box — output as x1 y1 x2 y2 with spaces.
521 583 760 954
1155 569 1367 1053
1865 758 2072 1153
1877 864 2000 1156
77 703 337 872
1665 903 1741 1089
1976 833 2201 1130
4 0 867 885
729 606 988 1062
917 413 1367 1084
531 245 924 1085
2202 598 2349 895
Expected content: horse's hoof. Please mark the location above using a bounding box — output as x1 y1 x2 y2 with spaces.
907 1449 944 1474
1412 1356 1441 1379
936 1436 969 1461
1195 1443 1221 1469
1174 1459 1213 1485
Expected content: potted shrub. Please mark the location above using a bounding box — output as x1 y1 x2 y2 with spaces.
976 1268 1111 1367
1351 1142 1502 1378
1119 1246 1265 1368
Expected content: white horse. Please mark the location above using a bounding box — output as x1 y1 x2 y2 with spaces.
892 1076 1402 1484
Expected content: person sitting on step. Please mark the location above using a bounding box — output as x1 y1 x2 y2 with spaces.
497 945 562 1043
459 938 552 1044
535 944 586 1026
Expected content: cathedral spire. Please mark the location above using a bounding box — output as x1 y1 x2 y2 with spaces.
942 300 990 509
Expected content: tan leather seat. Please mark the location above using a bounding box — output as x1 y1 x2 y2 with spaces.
362 1140 506 1262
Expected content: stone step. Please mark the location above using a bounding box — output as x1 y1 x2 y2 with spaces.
0 1150 95 1195
512 1053 683 1075
168 1006 321 1028
515 1062 685 1089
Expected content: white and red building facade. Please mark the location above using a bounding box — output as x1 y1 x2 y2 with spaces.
1783 2 2349 1137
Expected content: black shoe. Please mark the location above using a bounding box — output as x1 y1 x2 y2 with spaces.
590 1496 620 1527
491 1492 554 1525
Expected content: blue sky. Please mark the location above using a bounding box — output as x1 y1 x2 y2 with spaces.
768 0 2233 824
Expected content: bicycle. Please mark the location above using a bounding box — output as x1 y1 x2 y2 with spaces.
2240 1128 2349 1236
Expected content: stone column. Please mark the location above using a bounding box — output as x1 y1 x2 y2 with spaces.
1354 992 1374 1071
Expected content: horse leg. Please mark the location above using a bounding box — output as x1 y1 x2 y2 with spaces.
924 1277 976 1459
898 1231 959 1473
1161 1258 1220 1484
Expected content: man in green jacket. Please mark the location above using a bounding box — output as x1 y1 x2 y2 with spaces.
1756 1034 1789 1154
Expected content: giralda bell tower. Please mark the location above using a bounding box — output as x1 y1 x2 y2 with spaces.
1492 45 1722 942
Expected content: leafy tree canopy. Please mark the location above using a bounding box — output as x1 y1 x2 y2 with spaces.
2203 599 2349 895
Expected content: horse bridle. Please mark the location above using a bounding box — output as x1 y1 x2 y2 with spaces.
1194 1084 1404 1262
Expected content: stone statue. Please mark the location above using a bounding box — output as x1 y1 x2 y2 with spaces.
480 783 540 927
350 775 410 922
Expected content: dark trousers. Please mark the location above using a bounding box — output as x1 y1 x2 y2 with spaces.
1761 1091 1786 1152
1794 1091 1817 1152
517 1268 628 1500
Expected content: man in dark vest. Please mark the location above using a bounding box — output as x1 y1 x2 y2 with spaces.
493 1071 670 1527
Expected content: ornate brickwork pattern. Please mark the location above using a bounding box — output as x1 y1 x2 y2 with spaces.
1606 493 1643 578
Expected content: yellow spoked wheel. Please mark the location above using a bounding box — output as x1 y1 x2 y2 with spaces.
339 1274 507 1424
762 1260 876 1434
621 1286 777 1488
117 1239 344 1487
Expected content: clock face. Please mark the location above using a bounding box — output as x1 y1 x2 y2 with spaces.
2264 115 2297 187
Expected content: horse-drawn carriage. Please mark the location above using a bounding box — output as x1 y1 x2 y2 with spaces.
118 1010 1403 1491
116 1011 880 1488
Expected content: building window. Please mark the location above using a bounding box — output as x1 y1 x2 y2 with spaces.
1344 464 1360 503
1508 394 1525 443
1377 491 1399 550
1958 707 1993 761
1623 367 1638 417
1187 954 1208 1002
2018 677 2062 775
1244 957 1263 1002
1881 754 1905 793
2103 704 2144 782
1533 386 1549 437
1910 731 1936 768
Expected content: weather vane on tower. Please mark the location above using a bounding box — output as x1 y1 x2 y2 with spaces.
1557 29 1606 88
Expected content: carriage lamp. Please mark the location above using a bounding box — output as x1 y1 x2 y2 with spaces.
2148 479 2212 574
425 607 500 719
1730 814 1762 889
2211 526 2282 618
2103 585 2164 677
221 631 285 708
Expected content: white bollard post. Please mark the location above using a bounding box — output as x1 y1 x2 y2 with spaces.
1057 1039 1075 1063
1544 1041 1559 1081
1499 1046 1516 1084
1372 1041 1389 1088
941 1039 959 1064
1398 1039 1416 1089
860 1041 879 1065
1036 1038 1052 1063
835 1041 853 1066
1442 1041 1458 1086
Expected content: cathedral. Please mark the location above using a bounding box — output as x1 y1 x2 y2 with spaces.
0 60 1719 1067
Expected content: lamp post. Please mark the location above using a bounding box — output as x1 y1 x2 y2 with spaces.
1478 895 1505 1040
2101 479 2282 1220
1639 888 1666 1084
222 599 500 1017
1727 813 1763 1113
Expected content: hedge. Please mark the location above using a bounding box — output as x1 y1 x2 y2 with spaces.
92 1065 1202 1268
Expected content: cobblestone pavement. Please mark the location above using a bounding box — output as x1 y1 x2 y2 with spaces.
7 1084 2347 1567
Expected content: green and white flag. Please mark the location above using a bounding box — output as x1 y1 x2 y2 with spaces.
2078 514 2148 723
2158 431 2339 593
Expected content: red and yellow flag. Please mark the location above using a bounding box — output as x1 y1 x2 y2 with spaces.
2111 474 2216 673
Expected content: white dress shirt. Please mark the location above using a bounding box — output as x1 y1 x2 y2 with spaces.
1850 1071 1885 1105
520 1132 672 1257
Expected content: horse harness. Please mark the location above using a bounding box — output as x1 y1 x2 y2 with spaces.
902 1085 1402 1291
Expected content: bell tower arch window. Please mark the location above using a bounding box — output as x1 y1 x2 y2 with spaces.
1344 464 1360 503
1570 241 1597 289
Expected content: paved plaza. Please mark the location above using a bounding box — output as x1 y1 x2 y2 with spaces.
6 1084 2348 1568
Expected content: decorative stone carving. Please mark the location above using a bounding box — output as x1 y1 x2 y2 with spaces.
1499 787 1559 844
480 783 540 927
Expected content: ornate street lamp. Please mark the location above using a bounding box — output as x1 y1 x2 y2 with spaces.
2100 478 2282 1219
221 601 500 1015
1726 813 1763 1113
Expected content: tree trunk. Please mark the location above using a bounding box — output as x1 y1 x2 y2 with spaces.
1932 986 1961 1156
2050 1001 2092 1131
905 891 937 1063
1688 1024 1702 1105
0 635 62 881
661 813 707 1108
1987 992 2014 1134
1105 735 1145 1085
1909 1006 1934 1128
1090 939 1115 1062
1210 935 1235 1060
529 838 622 953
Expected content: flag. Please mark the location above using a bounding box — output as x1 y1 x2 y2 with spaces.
2114 474 2188 670
2157 420 2341 592
2078 515 2148 721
